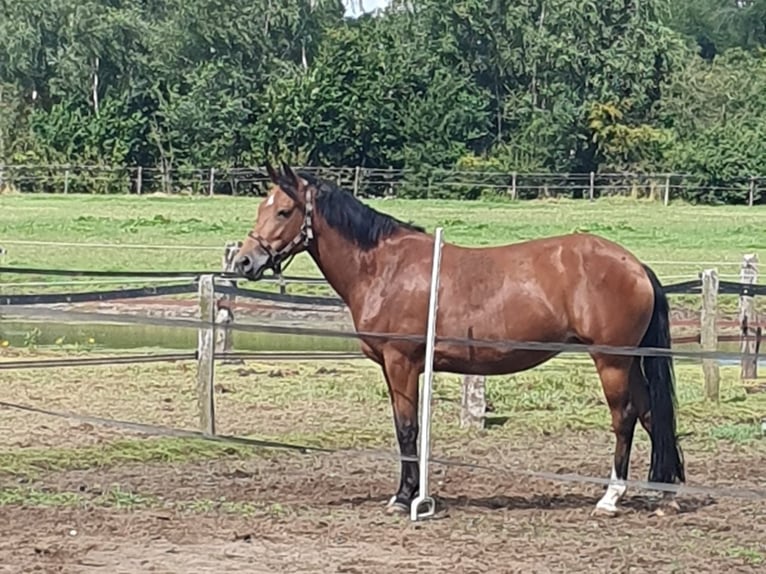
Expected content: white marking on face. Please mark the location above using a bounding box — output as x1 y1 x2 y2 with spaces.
266 194 275 206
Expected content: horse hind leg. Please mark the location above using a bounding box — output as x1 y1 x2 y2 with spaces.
592 357 639 516
633 371 683 515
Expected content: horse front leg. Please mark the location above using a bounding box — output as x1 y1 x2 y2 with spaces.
381 350 421 514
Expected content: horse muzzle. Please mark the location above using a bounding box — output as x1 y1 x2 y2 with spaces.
233 250 271 281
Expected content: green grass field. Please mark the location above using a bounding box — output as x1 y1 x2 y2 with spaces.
1 192 765 454
1 193 763 284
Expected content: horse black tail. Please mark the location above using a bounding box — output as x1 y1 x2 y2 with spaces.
640 264 686 485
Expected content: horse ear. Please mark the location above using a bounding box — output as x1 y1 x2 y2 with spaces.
277 161 304 204
281 161 299 189
265 161 280 185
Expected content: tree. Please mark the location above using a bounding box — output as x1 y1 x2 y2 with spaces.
669 0 766 59
660 48 766 202
0 0 764 203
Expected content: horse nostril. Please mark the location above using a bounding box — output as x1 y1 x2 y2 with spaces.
237 255 253 273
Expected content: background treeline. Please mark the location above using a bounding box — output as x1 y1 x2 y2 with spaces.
1 0 765 203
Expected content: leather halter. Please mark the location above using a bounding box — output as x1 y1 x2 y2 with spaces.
247 187 314 275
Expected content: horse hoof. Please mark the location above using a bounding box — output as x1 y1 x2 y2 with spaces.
654 499 681 517
385 503 409 515
384 496 410 515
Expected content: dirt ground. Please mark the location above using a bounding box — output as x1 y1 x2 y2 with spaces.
1 428 764 574
2 296 765 573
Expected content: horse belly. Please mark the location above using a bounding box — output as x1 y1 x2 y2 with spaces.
433 346 560 376
432 313 567 376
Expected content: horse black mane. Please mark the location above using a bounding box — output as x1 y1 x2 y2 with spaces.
297 171 426 250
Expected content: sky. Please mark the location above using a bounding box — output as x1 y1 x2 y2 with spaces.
343 0 391 17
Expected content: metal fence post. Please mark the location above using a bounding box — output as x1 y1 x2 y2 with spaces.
410 226 444 522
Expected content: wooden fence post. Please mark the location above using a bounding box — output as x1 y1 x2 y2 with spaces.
208 168 216 196
161 163 168 194
510 172 517 200
739 253 759 380
748 177 755 208
63 167 70 194
197 275 216 435
136 166 143 195
588 171 595 201
460 375 486 429
352 166 361 197
217 241 243 365
700 269 720 401
663 175 670 206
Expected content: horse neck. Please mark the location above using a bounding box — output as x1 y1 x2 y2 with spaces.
306 224 375 307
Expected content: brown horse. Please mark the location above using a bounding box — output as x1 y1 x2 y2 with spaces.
234 162 685 516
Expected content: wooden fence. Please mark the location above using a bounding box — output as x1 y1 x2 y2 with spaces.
0 249 761 435
205 244 762 431
1 164 764 205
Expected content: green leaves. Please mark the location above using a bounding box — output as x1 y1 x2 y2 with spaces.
669 0 766 58
659 48 766 202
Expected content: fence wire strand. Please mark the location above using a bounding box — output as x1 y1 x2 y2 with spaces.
0 265 324 285
0 353 197 370
0 241 755 268
0 351 368 371
0 277 203 288
0 239 223 252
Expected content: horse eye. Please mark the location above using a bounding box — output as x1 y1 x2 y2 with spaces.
277 209 291 218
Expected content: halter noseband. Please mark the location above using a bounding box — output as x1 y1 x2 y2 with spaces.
247 187 314 275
